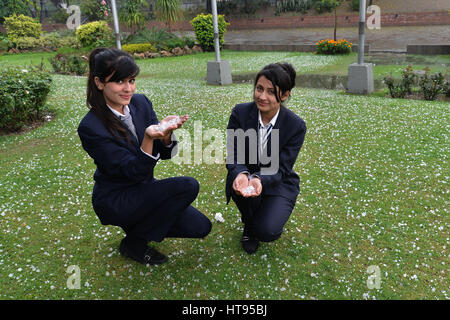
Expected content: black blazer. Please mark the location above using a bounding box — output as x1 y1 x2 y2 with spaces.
225 102 306 203
77 94 177 222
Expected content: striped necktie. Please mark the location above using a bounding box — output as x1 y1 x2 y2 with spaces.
120 112 138 142
261 123 273 152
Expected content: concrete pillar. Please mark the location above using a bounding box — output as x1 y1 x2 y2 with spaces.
347 63 374 94
207 61 232 85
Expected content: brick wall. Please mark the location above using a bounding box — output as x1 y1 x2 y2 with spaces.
225 11 450 30
3 10 447 34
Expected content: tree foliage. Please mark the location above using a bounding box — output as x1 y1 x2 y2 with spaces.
154 0 183 31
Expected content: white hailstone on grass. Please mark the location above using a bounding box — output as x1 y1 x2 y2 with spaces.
215 212 225 223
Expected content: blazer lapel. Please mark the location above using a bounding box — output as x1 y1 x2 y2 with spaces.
246 102 258 131
245 103 259 164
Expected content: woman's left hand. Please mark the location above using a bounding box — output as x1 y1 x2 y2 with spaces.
159 115 189 133
247 177 262 197
145 115 189 142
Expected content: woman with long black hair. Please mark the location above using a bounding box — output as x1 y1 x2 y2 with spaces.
78 48 211 265
226 62 307 254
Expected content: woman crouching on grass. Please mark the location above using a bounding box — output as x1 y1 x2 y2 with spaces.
225 62 307 254
78 48 211 265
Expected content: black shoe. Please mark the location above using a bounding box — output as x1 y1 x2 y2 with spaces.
120 239 168 265
241 228 259 254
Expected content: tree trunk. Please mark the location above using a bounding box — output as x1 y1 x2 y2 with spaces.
334 7 337 41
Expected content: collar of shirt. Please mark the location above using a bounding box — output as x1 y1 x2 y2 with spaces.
107 104 130 119
258 108 280 129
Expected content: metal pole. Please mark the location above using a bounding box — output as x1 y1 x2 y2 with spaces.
110 0 121 50
211 0 221 62
358 0 366 64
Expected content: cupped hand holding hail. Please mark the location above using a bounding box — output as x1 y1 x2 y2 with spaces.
142 115 189 154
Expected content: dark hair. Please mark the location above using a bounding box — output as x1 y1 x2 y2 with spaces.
86 48 140 142
254 62 296 103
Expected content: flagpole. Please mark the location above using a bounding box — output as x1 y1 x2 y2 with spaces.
110 0 121 49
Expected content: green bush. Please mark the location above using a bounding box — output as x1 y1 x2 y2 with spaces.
443 80 450 98
351 0 360 11
59 35 81 49
75 21 113 48
383 76 408 99
122 43 157 54
15 36 42 50
400 65 416 95
383 66 447 100
313 0 340 14
1 33 13 51
383 66 417 99
4 14 42 46
49 53 88 76
127 27 175 50
50 8 70 23
0 66 52 132
80 0 111 22
275 0 313 15
419 70 444 101
13 32 80 52
190 13 229 52
164 37 195 50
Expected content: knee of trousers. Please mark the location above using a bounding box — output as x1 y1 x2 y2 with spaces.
199 218 213 238
254 225 282 242
178 176 200 200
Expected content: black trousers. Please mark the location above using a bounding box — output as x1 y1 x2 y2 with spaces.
231 192 295 242
112 177 212 243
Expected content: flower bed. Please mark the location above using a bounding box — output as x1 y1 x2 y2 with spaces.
316 39 352 55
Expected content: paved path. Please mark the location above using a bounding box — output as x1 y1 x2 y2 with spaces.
223 25 450 51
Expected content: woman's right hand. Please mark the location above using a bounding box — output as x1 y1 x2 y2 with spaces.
232 173 249 196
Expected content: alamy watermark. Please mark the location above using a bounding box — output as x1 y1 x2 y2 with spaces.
60 3 81 30
66 265 81 289
367 5 381 30
366 265 381 289
170 121 280 175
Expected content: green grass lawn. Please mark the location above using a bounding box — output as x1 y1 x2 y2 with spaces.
0 51 448 300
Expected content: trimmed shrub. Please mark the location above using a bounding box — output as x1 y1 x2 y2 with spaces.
4 14 42 46
0 66 52 132
13 32 80 52
49 53 88 76
190 13 229 52
316 38 352 55
122 43 157 54
15 36 42 50
75 21 113 47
